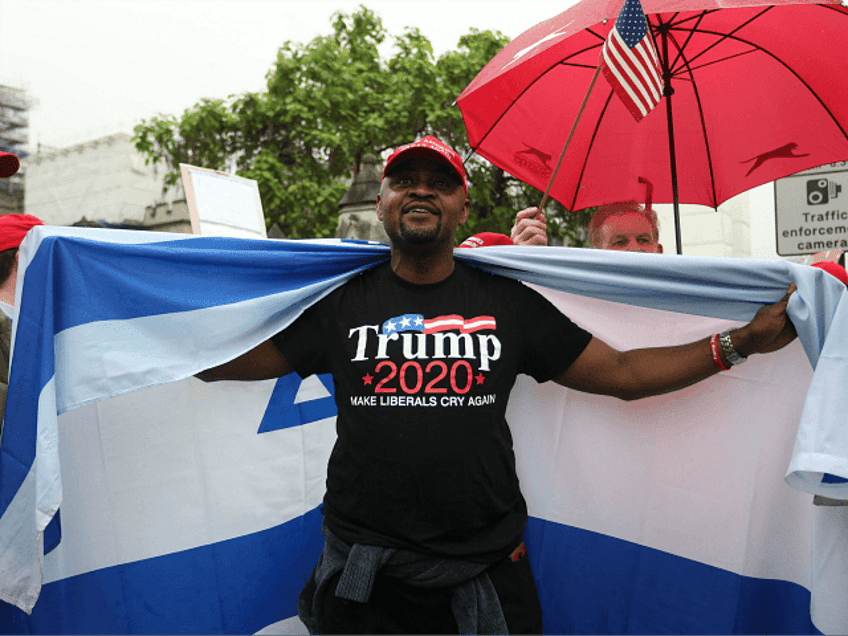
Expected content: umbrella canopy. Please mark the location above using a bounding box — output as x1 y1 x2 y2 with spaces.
458 0 848 217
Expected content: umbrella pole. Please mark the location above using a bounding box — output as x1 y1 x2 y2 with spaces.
660 30 684 255
665 94 683 255
538 66 601 213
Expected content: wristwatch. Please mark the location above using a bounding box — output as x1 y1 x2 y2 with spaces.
719 330 747 366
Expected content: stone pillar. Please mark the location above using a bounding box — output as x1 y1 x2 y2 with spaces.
336 154 389 243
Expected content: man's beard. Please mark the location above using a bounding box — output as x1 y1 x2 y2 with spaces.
399 217 442 245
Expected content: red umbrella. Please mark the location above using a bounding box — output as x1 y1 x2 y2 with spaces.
457 0 848 252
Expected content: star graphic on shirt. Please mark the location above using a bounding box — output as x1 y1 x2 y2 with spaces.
399 315 412 329
413 316 424 327
384 320 397 333
362 373 373 385
475 373 486 385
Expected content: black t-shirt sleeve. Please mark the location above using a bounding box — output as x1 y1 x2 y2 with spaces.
516 283 593 384
271 301 330 378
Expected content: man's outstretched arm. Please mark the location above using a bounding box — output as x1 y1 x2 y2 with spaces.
196 339 294 382
556 285 797 401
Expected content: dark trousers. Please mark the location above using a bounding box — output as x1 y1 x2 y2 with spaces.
309 549 543 634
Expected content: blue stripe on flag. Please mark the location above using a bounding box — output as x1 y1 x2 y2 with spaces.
0 507 324 634
0 510 822 635
524 516 820 635
28 235 388 333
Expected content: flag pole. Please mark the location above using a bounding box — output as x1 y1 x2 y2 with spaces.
538 65 601 213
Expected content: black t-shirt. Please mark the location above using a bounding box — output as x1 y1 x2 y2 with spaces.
273 261 592 562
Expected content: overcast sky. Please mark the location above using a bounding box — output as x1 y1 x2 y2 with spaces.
0 0 576 150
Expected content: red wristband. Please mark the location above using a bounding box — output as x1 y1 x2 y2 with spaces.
710 333 730 371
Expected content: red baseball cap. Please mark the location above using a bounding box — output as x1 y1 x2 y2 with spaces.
812 261 848 287
458 232 515 248
0 214 44 251
383 136 467 193
0 152 20 178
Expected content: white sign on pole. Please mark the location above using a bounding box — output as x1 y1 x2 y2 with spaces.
774 162 848 256
180 164 267 239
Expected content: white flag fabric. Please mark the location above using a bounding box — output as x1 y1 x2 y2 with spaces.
0 226 846 634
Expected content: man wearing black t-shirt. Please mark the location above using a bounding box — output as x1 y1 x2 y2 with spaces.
198 136 797 635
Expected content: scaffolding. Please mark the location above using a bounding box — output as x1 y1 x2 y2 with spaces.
0 85 29 158
0 84 30 214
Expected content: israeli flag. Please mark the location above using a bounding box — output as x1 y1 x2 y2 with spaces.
0 226 846 634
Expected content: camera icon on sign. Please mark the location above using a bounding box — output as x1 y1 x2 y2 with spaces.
807 178 842 205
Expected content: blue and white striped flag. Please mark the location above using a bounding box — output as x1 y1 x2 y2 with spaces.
1 226 847 634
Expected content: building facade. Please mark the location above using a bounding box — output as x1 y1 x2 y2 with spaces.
25 132 189 232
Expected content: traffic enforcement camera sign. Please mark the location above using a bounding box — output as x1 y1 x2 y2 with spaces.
774 162 848 256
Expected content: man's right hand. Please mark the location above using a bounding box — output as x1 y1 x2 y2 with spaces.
511 207 548 246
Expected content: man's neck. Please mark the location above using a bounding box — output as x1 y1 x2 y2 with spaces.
389 244 456 285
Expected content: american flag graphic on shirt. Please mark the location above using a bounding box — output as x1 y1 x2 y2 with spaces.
381 314 497 334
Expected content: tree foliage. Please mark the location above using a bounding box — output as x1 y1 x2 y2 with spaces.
133 5 592 245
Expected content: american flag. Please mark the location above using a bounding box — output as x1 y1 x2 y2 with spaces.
599 0 664 121
382 314 497 334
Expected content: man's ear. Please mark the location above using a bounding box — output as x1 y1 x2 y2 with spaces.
376 196 383 222
656 243 664 254
458 198 470 226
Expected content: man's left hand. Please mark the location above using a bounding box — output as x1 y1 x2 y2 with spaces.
733 284 798 356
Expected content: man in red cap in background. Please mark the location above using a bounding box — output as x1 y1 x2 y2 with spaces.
0 150 42 435
196 136 796 634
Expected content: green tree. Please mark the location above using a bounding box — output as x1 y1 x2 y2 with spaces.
133 5 592 245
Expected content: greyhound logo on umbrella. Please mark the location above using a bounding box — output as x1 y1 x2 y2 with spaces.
741 141 811 177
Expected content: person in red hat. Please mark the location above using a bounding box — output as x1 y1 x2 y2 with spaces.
812 261 848 288
457 232 515 248
0 213 45 313
197 136 797 634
